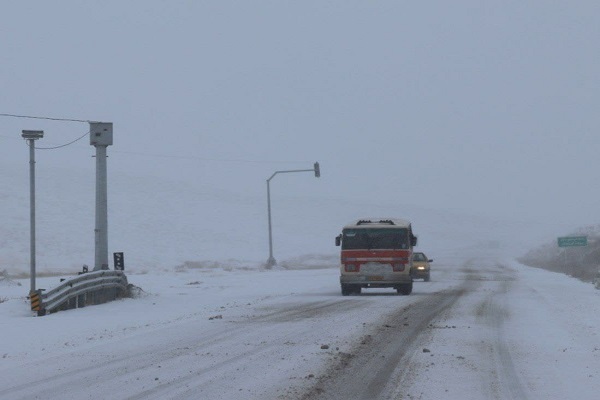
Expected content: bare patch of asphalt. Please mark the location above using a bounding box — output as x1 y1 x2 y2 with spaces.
297 282 474 400
298 262 529 400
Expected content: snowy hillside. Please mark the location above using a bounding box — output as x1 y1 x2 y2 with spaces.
519 224 600 282
2 155 576 277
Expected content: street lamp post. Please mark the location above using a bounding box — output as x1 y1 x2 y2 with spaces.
22 130 44 293
266 162 320 268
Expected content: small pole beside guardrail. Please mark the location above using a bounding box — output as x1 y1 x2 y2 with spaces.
114 252 124 270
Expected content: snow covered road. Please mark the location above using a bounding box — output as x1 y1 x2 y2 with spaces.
383 254 600 400
2 250 600 399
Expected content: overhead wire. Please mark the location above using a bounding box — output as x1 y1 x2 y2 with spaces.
2 112 310 164
0 113 91 123
108 149 309 164
2 112 93 149
34 131 89 150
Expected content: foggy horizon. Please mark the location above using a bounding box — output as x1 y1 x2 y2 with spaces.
2 1 599 232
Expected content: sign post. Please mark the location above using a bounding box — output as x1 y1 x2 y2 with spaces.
557 236 588 275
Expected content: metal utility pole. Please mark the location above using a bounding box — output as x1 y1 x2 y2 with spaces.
22 130 44 293
89 122 113 270
266 162 320 268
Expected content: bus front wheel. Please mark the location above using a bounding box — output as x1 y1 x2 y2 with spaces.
397 282 413 295
341 284 352 296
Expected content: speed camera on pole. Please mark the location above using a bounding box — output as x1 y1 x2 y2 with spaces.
89 122 113 271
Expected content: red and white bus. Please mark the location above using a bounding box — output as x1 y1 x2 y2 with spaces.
335 218 417 296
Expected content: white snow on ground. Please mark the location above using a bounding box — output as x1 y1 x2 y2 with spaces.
1 247 600 399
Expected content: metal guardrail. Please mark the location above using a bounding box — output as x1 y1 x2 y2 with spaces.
30 270 129 316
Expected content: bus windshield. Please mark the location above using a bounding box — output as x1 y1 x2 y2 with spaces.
342 228 409 250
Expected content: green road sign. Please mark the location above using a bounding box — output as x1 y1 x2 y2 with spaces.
557 236 588 247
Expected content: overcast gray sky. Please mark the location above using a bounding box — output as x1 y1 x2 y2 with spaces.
2 1 599 227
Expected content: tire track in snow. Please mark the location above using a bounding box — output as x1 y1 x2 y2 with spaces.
126 299 373 400
298 262 533 400
298 283 473 400
0 299 373 400
475 265 529 400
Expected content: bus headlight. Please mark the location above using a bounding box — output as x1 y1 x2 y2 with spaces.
392 264 406 272
344 264 359 272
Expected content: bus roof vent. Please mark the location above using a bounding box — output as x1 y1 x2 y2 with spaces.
356 219 396 225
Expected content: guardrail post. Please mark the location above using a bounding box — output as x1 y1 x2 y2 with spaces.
29 289 42 312
29 289 46 316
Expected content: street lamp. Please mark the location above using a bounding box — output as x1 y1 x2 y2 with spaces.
266 162 320 268
22 130 44 294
